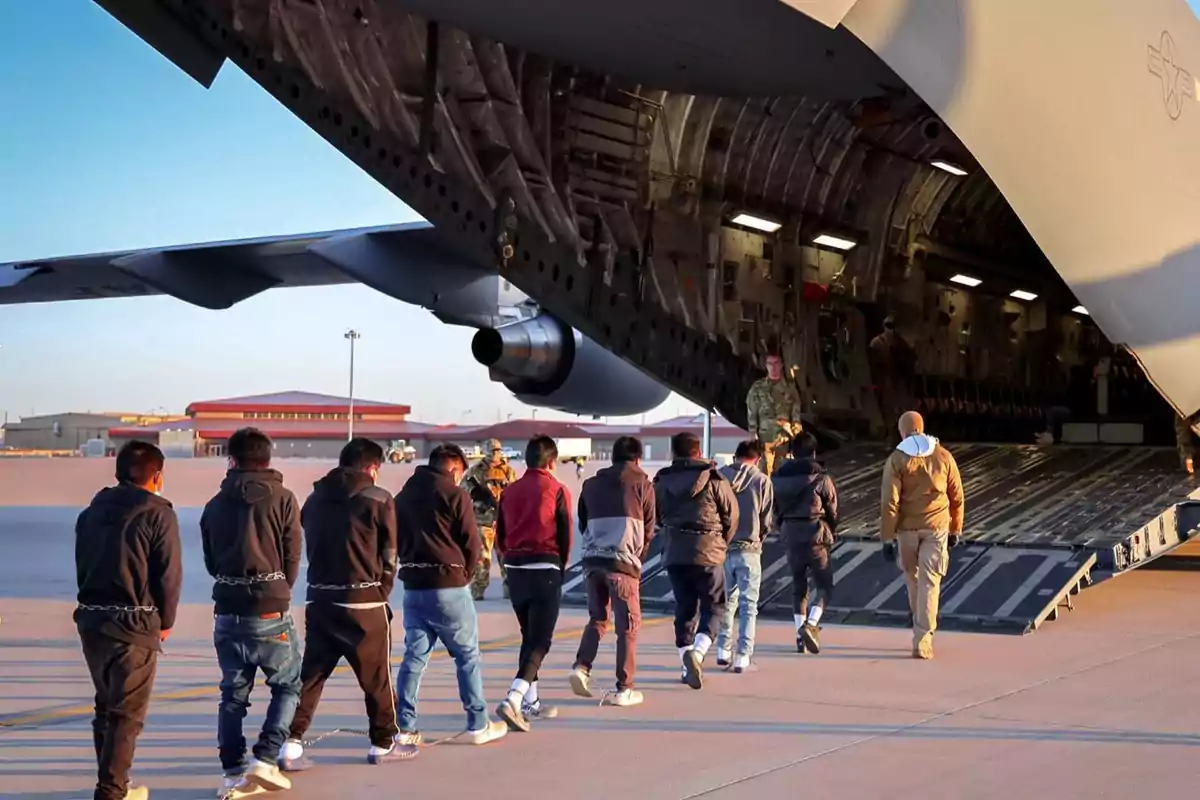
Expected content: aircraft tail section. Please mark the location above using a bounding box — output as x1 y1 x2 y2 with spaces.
844 0 1200 416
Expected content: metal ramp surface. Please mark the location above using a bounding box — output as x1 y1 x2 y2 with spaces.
562 444 1200 634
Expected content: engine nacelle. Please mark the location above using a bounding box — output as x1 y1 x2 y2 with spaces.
471 314 670 417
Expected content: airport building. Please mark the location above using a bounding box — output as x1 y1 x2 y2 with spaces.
108 391 430 459
640 414 750 461
2 412 181 453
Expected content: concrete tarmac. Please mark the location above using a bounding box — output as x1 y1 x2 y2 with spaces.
3 463 1200 798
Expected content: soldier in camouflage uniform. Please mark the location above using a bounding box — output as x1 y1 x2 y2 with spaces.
746 352 804 475
462 439 519 600
1175 412 1200 474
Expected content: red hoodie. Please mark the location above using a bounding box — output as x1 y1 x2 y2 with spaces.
496 468 573 569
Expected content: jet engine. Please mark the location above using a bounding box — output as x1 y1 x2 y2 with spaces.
471 314 670 417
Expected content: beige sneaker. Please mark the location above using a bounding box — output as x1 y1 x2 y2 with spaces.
568 667 593 698
396 730 422 746
605 688 644 707
466 719 508 745
243 758 291 791
124 786 150 800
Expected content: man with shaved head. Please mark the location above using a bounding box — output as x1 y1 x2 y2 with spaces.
879 410 964 660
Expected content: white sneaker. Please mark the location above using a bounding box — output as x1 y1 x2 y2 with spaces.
466 719 508 745
733 653 751 673
605 688 644 707
716 648 733 667
218 773 243 798
523 699 559 719
569 667 593 698
243 758 291 792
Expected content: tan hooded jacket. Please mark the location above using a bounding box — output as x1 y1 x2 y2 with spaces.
880 434 964 542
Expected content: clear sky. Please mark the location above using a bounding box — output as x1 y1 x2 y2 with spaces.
0 1 702 425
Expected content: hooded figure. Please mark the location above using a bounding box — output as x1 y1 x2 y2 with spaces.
714 441 774 671
772 432 838 654
654 433 738 691
880 411 964 661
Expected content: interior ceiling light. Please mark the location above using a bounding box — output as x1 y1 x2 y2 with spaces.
931 159 968 176
731 212 782 233
1009 289 1039 301
811 233 858 251
949 274 982 288
1073 305 1089 315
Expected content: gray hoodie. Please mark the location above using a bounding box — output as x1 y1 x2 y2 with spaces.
718 461 774 552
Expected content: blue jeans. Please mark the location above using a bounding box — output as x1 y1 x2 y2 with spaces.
396 587 487 733
717 550 762 656
214 613 301 772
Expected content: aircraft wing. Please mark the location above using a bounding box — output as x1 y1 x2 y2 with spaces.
0 220 525 329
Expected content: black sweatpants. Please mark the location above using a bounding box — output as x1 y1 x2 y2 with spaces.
507 568 564 683
667 564 726 649
789 544 835 616
80 630 158 800
289 603 397 749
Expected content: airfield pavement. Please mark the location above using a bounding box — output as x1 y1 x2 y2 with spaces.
2 458 1200 798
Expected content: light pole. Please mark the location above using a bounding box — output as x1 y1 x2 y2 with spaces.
344 329 361 441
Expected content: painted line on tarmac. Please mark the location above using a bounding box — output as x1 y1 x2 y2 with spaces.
0 616 668 731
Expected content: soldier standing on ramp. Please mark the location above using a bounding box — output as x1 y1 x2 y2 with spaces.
869 316 917 446
462 439 518 600
746 350 803 474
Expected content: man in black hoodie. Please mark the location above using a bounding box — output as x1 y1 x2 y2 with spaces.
569 436 655 707
75 440 182 800
655 432 738 691
200 428 303 796
394 444 508 745
772 432 839 655
280 438 413 769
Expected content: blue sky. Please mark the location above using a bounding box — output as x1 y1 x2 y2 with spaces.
0 2 700 424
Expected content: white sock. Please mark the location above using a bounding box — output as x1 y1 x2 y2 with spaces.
693 633 713 658
807 606 823 626
524 680 539 705
507 678 530 706
678 645 693 660
794 613 805 631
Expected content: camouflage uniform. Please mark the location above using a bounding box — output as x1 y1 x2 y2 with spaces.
746 376 803 474
1175 412 1200 473
461 440 518 600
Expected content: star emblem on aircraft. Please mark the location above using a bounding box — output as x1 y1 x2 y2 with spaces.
1148 30 1196 120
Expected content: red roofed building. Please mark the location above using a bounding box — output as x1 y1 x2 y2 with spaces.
109 391 429 459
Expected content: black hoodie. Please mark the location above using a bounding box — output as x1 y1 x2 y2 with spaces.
653 458 739 567
200 469 302 615
395 465 482 590
301 467 398 604
771 457 839 547
74 483 182 651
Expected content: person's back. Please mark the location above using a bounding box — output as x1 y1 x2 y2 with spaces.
714 441 774 671
394 444 508 746
655 433 738 691
880 412 964 661
395 460 480 591
76 482 181 651
579 459 655 577
283 439 411 770
881 434 963 539
201 463 301 616
570 436 655 706
74 440 180 800
772 434 838 654
199 428 302 796
655 458 738 568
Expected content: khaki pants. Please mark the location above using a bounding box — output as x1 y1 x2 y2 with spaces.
898 530 949 657
763 441 786 475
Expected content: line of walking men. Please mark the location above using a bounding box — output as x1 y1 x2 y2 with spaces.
73 409 963 800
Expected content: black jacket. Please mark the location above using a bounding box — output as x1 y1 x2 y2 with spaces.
772 457 840 547
301 467 398 604
74 483 182 651
395 465 482 590
654 458 739 567
200 469 302 615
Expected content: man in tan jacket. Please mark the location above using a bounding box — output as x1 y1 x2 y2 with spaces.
879 411 964 659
